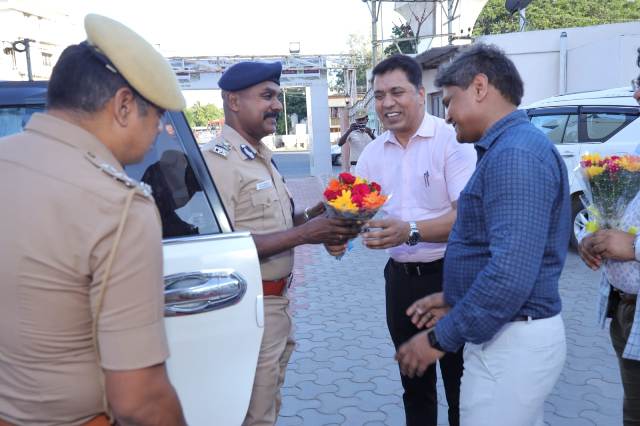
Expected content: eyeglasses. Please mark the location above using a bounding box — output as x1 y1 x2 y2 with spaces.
631 78 640 92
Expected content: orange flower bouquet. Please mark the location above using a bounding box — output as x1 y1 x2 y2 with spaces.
323 172 389 259
323 172 389 220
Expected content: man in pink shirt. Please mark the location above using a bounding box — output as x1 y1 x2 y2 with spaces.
356 54 476 426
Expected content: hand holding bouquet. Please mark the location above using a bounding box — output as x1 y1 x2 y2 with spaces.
579 153 640 233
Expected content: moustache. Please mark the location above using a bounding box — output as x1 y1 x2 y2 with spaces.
263 112 279 120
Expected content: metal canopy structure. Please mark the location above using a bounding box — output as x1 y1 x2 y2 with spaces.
362 0 461 65
169 54 360 176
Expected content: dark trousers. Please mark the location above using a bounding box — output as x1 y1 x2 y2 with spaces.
384 258 463 426
609 292 640 426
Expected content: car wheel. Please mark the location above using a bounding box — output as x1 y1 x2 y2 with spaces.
332 154 341 166
571 195 588 249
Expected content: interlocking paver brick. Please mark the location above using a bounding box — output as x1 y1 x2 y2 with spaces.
275 177 624 426
337 407 386 425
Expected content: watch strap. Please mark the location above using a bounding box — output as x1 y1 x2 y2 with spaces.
427 329 444 352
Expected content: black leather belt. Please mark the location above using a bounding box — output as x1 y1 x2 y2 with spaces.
612 288 637 305
389 258 443 276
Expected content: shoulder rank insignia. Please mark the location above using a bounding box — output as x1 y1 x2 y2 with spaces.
240 144 257 160
212 140 231 158
84 152 153 199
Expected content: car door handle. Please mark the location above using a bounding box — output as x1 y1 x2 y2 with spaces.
559 151 575 157
164 270 247 316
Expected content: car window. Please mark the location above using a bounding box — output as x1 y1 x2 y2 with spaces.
124 114 221 238
0 106 41 138
563 114 579 143
530 114 569 144
0 106 221 239
584 112 635 142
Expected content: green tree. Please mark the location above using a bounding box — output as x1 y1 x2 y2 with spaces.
184 101 223 127
474 0 640 36
276 87 307 135
384 23 417 56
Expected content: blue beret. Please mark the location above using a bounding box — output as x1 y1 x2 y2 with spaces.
218 61 282 91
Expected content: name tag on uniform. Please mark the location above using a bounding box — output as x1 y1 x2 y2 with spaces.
256 179 273 191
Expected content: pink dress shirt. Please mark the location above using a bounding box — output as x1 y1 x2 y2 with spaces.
355 113 476 262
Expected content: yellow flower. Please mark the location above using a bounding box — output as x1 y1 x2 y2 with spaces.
354 177 367 185
327 190 359 213
620 155 640 172
629 226 638 236
581 152 601 163
586 166 604 178
585 221 600 233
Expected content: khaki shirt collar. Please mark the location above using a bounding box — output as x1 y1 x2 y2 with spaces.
221 124 272 162
25 113 124 171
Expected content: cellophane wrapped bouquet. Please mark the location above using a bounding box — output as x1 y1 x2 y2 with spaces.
323 172 389 258
579 153 640 234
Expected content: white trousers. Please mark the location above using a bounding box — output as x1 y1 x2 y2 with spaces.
460 314 566 426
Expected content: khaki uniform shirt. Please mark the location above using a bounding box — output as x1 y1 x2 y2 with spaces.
202 125 294 280
0 114 169 425
347 129 373 162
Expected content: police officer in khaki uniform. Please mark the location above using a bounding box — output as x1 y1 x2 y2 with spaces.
0 14 187 426
202 61 360 426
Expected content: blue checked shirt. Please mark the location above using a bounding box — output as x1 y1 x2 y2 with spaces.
435 110 571 352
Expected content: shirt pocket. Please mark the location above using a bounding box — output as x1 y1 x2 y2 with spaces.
251 188 283 231
415 169 450 212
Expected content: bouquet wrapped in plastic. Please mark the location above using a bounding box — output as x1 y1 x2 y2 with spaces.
323 172 389 258
579 153 640 233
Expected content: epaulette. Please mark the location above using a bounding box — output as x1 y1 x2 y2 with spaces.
84 152 153 199
212 140 231 158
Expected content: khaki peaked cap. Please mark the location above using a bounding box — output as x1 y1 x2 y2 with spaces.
84 14 185 111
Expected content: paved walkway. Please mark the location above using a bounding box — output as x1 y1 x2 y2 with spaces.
277 177 623 426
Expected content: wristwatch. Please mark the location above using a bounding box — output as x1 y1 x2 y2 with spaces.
427 329 444 352
406 221 420 246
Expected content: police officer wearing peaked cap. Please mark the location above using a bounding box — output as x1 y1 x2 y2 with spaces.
0 14 186 426
202 61 361 426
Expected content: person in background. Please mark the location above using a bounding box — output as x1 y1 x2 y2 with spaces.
338 108 374 172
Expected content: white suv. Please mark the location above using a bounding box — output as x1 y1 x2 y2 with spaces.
0 81 263 425
525 87 640 246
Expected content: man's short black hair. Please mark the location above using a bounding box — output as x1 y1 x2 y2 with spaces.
435 43 524 106
371 54 422 89
47 43 149 114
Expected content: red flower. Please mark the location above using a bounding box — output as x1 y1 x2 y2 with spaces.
351 193 365 207
324 189 342 201
339 172 356 185
370 182 381 193
351 183 371 198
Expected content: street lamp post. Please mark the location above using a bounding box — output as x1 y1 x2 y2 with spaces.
11 39 34 81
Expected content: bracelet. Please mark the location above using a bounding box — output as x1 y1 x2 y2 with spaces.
303 207 311 222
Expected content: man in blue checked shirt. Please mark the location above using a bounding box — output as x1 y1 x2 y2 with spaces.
395 43 571 426
578 61 640 426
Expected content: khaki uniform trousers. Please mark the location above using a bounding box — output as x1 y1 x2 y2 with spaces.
243 295 295 426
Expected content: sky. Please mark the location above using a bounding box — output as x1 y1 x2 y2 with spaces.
37 0 402 106
63 0 401 57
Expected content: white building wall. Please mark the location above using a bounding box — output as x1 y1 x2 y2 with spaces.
0 1 79 81
477 22 640 105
